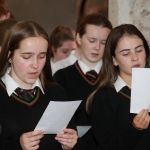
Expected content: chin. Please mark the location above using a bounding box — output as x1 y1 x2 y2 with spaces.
26 79 37 85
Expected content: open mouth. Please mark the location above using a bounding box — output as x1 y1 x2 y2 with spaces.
132 64 140 68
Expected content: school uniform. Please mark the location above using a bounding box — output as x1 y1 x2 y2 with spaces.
54 60 103 150
91 76 150 150
0 68 78 150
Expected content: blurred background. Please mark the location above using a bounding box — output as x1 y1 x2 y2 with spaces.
5 0 108 35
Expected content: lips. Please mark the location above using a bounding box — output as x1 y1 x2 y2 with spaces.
91 53 99 57
29 72 38 78
132 64 140 68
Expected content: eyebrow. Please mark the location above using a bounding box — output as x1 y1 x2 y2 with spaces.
21 52 47 54
119 45 143 53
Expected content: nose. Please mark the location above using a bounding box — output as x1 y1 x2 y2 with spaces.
30 58 39 69
95 42 100 50
132 52 138 61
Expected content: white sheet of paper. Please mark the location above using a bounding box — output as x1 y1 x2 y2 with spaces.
35 100 82 134
130 68 150 113
77 126 91 138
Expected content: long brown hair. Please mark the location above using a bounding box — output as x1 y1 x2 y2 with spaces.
86 24 150 114
0 20 54 88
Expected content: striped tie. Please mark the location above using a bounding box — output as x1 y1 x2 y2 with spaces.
121 86 131 97
15 88 36 101
86 70 98 81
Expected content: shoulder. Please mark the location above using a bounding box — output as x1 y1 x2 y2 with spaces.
93 86 116 104
44 83 68 101
53 63 75 77
94 86 115 97
45 83 64 93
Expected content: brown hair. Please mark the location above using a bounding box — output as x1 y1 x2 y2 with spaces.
0 20 54 87
0 18 17 46
49 26 75 57
0 0 8 17
76 13 112 37
86 24 150 114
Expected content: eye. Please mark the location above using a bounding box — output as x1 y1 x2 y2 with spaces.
63 51 68 54
121 51 129 56
88 39 95 43
136 49 142 53
62 49 69 54
123 53 129 56
22 54 31 59
101 41 106 45
39 54 46 59
23 57 30 59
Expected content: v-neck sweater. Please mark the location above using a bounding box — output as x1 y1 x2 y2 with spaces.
54 61 101 150
91 86 150 150
0 79 77 150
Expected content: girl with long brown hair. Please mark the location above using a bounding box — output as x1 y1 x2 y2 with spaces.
86 24 150 150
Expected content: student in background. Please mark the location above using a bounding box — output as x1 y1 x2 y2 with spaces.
51 46 80 75
0 0 10 21
54 13 112 149
86 24 150 150
0 18 17 51
0 20 78 150
50 26 76 74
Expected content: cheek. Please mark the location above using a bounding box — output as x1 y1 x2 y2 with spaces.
12 58 29 72
39 59 46 70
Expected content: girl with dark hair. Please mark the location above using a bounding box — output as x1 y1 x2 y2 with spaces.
0 20 78 150
87 24 150 150
54 13 112 149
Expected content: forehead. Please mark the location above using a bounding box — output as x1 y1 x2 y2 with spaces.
18 36 48 51
85 24 102 33
116 35 143 48
60 40 76 47
84 24 110 37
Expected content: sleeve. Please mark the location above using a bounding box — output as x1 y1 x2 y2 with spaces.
91 89 145 150
0 119 22 150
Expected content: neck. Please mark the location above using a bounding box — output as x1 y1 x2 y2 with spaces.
73 48 80 58
52 57 57 63
120 73 132 88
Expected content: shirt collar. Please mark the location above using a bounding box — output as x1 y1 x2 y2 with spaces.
114 76 128 92
78 59 103 74
1 67 45 96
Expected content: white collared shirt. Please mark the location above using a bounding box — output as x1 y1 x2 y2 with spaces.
114 76 130 92
1 68 45 96
78 59 103 74
51 52 78 75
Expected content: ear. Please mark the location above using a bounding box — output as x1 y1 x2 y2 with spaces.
8 51 11 58
112 56 118 66
51 46 56 54
76 33 81 45
6 12 10 19
8 51 12 63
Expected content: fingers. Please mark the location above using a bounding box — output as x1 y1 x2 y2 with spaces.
133 109 150 130
55 129 78 149
25 130 43 140
20 130 44 150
